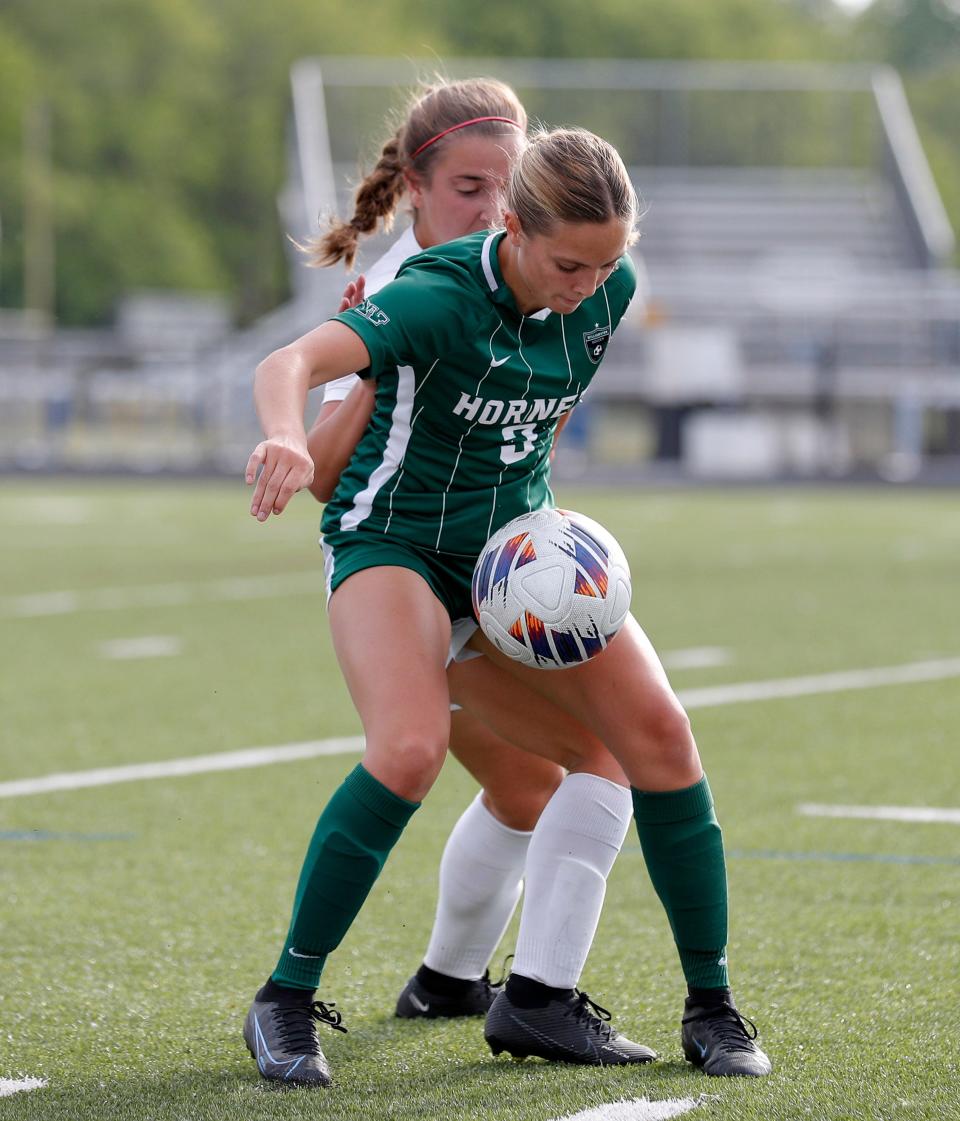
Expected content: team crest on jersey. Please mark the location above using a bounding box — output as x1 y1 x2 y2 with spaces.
582 324 611 364
355 299 390 327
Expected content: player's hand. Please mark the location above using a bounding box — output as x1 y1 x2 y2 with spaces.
245 436 315 521
337 275 366 313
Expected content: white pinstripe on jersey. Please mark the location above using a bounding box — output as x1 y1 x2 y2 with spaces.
436 325 503 550
340 365 417 532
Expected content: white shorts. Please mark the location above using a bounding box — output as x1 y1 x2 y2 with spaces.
449 617 481 666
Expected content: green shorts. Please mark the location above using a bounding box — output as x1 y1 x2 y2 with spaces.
320 528 478 630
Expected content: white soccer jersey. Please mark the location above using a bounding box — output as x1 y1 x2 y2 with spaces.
322 224 422 404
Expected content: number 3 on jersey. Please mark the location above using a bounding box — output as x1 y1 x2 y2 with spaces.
500 423 538 465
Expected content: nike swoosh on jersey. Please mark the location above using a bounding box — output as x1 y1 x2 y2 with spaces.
490 355 511 367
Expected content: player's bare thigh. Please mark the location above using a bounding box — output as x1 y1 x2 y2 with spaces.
328 565 452 800
465 613 701 791
447 656 627 787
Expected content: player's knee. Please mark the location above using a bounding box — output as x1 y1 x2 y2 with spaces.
392 734 448 777
366 733 447 802
623 696 697 782
645 696 693 753
546 724 609 772
483 777 560 831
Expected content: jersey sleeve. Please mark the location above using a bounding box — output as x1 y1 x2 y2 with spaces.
320 227 420 400
332 257 480 378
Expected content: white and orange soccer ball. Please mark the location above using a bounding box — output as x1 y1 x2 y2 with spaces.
471 508 632 670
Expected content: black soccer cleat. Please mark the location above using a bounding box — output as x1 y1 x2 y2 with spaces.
243 983 347 1087
484 988 657 1065
395 969 501 1019
681 998 772 1077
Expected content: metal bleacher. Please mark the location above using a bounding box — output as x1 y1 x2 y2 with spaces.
627 164 960 382
230 56 959 477
3 57 957 477
637 167 913 270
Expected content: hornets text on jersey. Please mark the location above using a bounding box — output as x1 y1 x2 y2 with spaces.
321 229 636 558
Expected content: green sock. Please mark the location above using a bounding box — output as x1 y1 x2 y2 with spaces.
272 763 420 990
632 775 730 990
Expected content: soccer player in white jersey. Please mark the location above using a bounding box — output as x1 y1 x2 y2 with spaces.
244 118 771 1088
305 79 639 1034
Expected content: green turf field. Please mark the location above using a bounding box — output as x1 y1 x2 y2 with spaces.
1 480 957 1121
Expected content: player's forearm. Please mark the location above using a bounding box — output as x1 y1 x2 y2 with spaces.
307 386 376 503
254 348 312 444
253 322 372 443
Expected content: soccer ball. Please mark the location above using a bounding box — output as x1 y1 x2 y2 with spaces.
471 508 632 670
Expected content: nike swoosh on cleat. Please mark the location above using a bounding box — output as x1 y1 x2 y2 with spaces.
694 1037 708 1058
490 356 510 367
408 994 430 1013
253 1015 307 1078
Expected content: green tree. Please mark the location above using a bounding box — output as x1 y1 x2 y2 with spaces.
0 22 39 309
391 0 842 61
0 0 462 323
852 1 960 257
858 0 960 69
2 0 958 323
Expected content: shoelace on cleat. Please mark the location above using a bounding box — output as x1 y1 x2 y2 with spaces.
682 1002 759 1053
314 1000 348 1034
487 953 515 990
274 1000 348 1053
568 991 615 1039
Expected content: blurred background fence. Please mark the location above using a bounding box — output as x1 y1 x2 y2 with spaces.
2 56 958 482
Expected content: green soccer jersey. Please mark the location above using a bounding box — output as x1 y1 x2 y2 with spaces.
321 229 636 557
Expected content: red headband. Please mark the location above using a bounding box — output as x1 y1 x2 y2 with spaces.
410 116 523 160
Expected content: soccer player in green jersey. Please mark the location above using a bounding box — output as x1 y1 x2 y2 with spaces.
244 125 771 1087
305 78 639 1035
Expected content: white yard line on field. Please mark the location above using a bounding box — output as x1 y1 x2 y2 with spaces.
2 656 959 802
98 635 183 660
0 739 364 799
798 804 960 825
548 1098 701 1121
676 657 960 708
0 1078 47 1098
661 647 732 670
7 495 93 524
1 572 321 618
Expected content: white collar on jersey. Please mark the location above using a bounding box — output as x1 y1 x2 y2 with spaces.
481 231 552 321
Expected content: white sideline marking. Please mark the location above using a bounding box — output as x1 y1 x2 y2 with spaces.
2 656 959 802
99 635 183 660
662 646 731 670
1 572 321 618
677 657 960 709
549 1098 700 1121
0 1077 47 1098
13 496 93 524
0 739 365 800
799 803 960 825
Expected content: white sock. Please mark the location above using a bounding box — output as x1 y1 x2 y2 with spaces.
512 772 633 989
423 792 531 980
